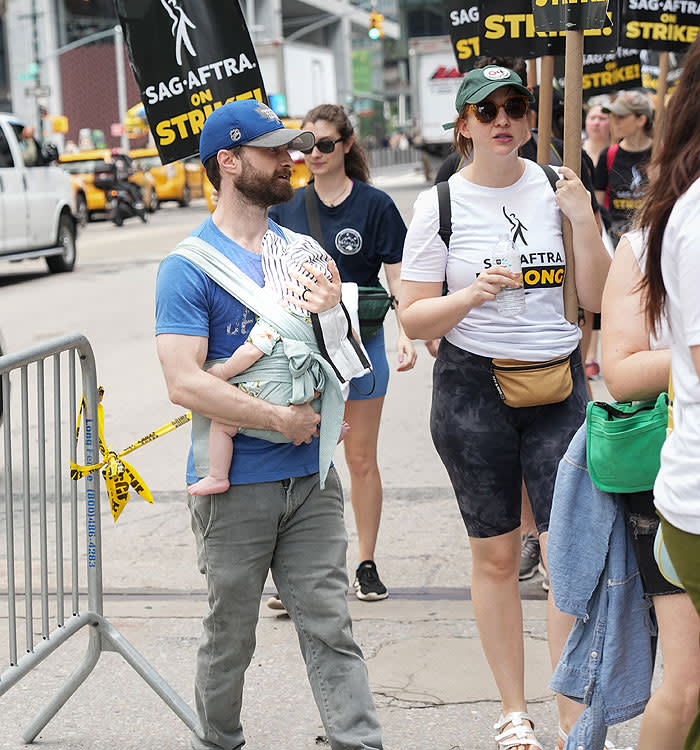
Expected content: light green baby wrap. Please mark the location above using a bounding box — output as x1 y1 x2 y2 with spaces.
171 237 345 489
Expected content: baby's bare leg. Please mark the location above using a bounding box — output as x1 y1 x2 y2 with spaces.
188 421 238 496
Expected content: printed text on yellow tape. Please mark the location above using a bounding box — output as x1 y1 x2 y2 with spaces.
70 387 192 522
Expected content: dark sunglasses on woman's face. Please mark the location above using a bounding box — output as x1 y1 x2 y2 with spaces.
466 95 530 124
300 136 344 155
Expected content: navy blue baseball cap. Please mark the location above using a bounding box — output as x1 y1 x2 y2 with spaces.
199 99 315 164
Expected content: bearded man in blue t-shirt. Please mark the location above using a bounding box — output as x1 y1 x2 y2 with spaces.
155 99 383 750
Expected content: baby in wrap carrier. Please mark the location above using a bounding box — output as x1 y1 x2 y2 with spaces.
188 230 365 496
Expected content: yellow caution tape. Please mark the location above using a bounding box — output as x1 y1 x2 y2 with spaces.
70 386 192 522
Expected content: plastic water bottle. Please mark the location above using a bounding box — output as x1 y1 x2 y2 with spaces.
491 234 526 316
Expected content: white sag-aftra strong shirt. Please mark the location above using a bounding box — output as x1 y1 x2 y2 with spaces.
401 159 581 361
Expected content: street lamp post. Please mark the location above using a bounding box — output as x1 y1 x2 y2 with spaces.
113 24 129 154
18 0 46 140
30 0 42 139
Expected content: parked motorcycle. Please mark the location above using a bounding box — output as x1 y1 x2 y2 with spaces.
93 161 148 227
106 184 148 226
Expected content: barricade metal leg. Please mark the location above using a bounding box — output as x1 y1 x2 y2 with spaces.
0 334 199 743
21 620 102 744
99 617 199 732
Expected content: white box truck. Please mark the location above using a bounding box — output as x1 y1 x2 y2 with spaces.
409 36 465 181
256 41 338 119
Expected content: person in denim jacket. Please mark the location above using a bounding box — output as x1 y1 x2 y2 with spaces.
549 226 700 750
548 425 654 749
637 36 700 750
600 228 700 750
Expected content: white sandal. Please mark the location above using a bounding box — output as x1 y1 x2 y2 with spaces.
494 711 543 750
558 725 634 750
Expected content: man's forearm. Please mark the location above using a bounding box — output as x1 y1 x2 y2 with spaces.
170 368 285 432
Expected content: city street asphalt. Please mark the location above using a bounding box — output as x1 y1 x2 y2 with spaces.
0 163 648 749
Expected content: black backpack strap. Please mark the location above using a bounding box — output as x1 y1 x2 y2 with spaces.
539 163 559 193
303 184 325 248
436 181 452 249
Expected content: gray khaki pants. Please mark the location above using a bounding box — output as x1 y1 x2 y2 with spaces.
187 467 382 750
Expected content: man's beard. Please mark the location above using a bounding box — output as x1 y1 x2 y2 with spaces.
234 152 294 207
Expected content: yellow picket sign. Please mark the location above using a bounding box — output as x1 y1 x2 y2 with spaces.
70 386 192 522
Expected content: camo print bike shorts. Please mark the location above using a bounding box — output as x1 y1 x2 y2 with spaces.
430 338 588 539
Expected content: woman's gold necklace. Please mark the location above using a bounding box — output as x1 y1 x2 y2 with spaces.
317 179 350 207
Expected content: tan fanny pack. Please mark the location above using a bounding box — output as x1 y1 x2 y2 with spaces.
490 355 573 408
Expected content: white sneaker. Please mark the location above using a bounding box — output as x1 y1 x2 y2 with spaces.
266 594 287 614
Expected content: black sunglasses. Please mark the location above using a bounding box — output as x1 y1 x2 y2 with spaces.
466 95 530 124
300 136 344 155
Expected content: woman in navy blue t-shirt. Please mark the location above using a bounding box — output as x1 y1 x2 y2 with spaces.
270 104 416 602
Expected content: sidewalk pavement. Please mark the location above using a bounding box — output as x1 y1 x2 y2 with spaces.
0 326 647 750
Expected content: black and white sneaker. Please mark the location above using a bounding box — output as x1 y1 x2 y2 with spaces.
353 560 388 601
518 533 541 581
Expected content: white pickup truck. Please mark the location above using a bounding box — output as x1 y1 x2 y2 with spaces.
0 113 77 273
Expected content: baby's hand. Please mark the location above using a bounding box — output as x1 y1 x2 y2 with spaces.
207 363 228 380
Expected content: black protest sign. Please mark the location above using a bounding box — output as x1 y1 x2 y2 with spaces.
579 48 642 95
641 48 684 93
115 0 267 164
583 0 619 54
620 0 700 51
443 0 480 72
480 0 564 58
532 0 610 32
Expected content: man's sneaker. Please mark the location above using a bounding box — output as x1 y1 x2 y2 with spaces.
518 534 541 580
539 561 550 592
266 593 287 614
353 560 388 601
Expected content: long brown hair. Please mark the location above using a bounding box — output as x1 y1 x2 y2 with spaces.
302 104 370 183
453 114 473 161
640 37 700 334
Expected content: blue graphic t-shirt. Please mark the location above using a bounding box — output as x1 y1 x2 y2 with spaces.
155 216 320 486
269 180 406 286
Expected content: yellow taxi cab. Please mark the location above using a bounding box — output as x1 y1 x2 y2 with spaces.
58 149 158 220
201 119 312 212
282 117 313 191
129 147 203 207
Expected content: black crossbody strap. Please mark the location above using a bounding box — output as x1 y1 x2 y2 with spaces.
436 180 452 249
538 163 579 324
539 163 559 192
303 184 325 248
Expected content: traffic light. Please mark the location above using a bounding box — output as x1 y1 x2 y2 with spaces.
368 10 384 39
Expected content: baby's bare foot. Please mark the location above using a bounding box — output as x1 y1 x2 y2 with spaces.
338 421 350 443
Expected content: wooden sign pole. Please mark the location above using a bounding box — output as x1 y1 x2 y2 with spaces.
562 30 584 323
652 51 669 160
537 56 555 164
527 58 538 88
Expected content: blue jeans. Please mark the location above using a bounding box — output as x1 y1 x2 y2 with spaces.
188 468 383 750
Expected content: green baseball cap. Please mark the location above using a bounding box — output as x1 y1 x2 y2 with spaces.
443 65 534 130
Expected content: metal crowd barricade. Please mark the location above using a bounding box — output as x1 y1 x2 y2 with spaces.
0 333 197 743
368 145 422 170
